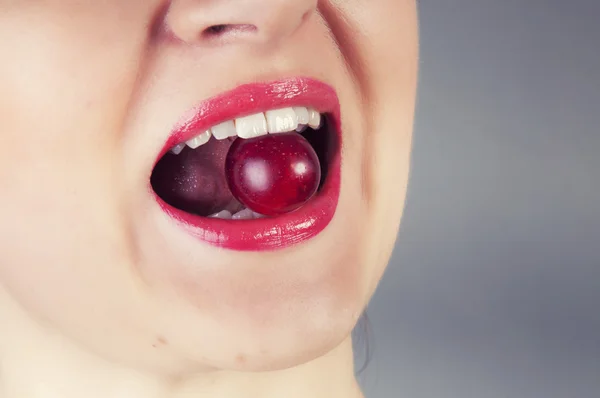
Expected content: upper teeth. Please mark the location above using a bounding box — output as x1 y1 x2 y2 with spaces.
171 106 322 154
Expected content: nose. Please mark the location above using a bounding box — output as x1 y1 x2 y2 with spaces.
166 0 317 46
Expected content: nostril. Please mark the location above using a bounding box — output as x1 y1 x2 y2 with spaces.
202 24 257 39
204 24 228 35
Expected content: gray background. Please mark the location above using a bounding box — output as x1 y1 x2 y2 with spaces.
358 1 600 397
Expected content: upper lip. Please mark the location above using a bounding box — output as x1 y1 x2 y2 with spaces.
151 76 342 251
155 76 340 165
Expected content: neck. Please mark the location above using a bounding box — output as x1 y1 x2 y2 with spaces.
0 290 363 398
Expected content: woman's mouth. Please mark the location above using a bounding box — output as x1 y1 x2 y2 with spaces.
150 77 341 251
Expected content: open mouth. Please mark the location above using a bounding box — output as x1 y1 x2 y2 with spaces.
151 107 336 220
150 77 342 251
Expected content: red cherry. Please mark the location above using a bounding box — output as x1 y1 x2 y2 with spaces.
225 133 321 216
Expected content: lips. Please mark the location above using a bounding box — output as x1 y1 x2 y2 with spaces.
151 77 342 251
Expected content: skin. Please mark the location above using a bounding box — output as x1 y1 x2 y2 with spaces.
0 1 418 397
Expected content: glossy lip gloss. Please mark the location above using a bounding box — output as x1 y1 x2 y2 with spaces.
152 77 342 251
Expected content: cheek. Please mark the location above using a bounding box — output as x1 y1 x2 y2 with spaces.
352 1 418 296
0 8 149 336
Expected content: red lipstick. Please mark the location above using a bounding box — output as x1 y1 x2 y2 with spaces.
152 77 341 251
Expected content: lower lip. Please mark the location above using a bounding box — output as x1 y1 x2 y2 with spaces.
153 77 342 251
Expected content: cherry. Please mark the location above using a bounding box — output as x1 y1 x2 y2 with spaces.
225 133 321 216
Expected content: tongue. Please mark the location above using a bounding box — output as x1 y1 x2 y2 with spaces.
151 138 236 216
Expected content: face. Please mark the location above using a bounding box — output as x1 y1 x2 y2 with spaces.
0 0 417 375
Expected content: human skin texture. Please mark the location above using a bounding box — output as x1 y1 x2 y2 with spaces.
0 1 418 397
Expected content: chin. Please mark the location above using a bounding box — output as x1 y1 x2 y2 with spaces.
133 201 368 372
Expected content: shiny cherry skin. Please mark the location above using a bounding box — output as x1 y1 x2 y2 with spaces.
225 133 321 216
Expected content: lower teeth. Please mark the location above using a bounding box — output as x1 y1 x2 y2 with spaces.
209 208 265 220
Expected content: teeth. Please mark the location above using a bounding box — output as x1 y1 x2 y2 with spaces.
296 124 308 132
232 208 255 220
235 113 268 139
170 143 186 155
169 106 323 154
186 130 211 149
294 107 310 125
266 107 298 133
209 210 232 219
207 208 265 220
211 120 237 140
308 108 321 129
